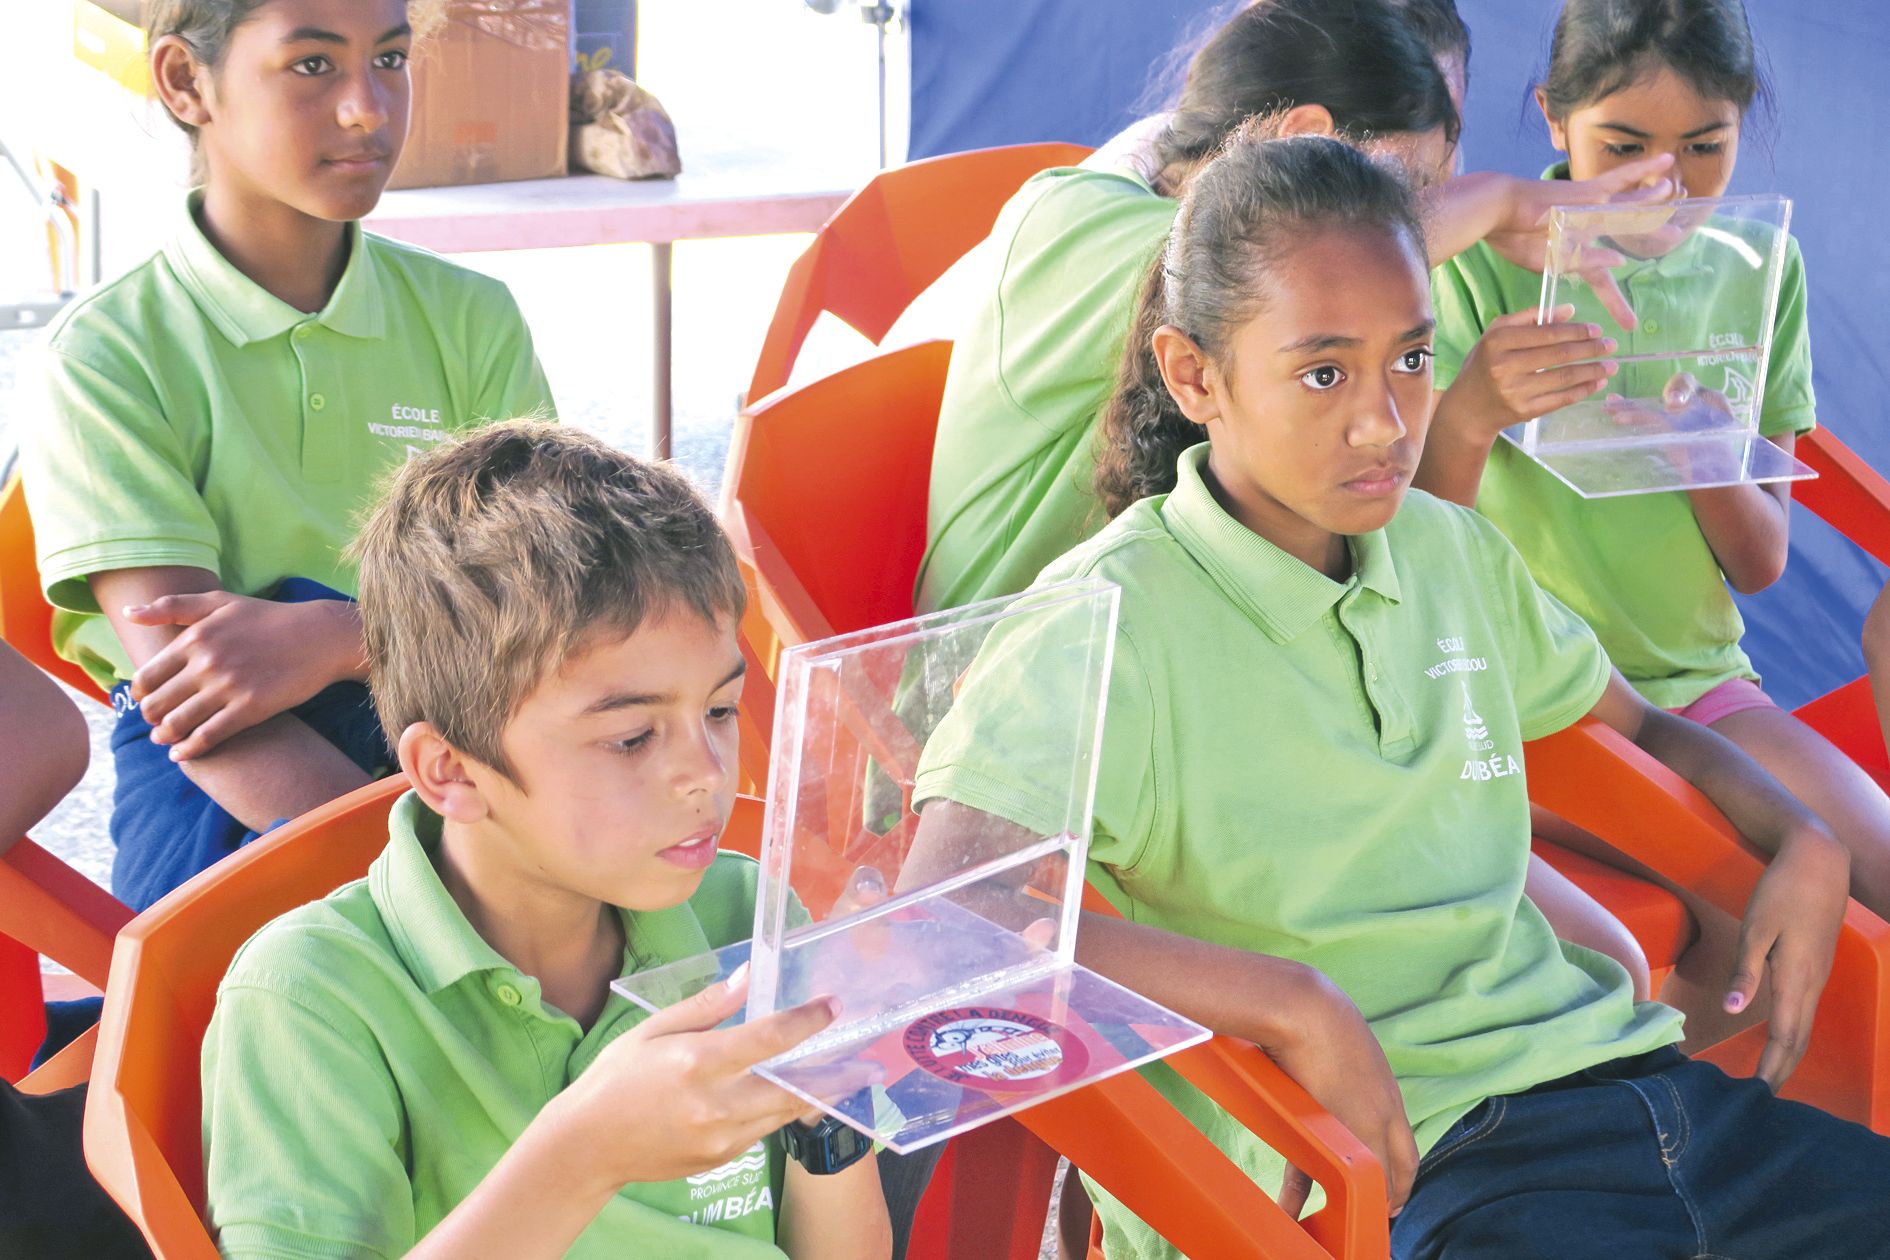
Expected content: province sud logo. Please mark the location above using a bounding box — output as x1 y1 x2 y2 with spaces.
903 1007 1089 1092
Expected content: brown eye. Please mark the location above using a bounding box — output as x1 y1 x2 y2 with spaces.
1300 365 1344 391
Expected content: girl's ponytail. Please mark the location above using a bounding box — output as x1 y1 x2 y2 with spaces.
1095 252 1208 519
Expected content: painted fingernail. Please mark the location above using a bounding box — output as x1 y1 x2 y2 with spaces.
1726 991 1746 1013
1601 338 1617 352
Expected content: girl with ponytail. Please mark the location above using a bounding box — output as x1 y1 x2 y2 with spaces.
918 124 1881 1260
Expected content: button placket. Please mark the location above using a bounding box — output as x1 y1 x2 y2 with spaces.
1341 596 1415 756
290 323 345 483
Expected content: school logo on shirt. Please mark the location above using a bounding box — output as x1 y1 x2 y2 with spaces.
679 1138 774 1225
1702 331 1757 413
1427 636 1521 783
903 1007 1090 1091
367 402 450 454
1461 679 1490 748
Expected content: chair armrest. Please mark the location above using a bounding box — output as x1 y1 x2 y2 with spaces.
1798 427 1890 570
1067 885 1388 1257
0 838 133 990
1527 719 1890 1130
1016 1062 1364 1260
1525 721 1764 919
17 1022 96 1096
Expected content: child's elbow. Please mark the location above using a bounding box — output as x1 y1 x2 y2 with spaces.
1724 548 1789 596
47 697 92 799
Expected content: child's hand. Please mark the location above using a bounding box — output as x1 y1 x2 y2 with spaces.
1260 968 1418 1219
557 965 839 1190
1444 306 1618 435
1484 154 1678 329
1726 826 1850 1091
126 593 365 759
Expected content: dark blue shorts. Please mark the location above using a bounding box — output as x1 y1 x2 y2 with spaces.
108 578 391 912
1393 1046 1890 1259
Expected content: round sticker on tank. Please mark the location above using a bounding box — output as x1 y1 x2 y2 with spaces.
902 1007 1090 1091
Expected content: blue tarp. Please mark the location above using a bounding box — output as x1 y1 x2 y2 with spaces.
908 0 1890 708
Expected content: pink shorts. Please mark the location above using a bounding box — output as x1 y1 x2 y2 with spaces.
1669 677 1779 727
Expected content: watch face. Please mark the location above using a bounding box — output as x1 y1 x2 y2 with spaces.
790 1116 871 1175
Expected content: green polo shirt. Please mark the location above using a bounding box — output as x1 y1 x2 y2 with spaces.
913 445 1683 1260
1432 170 1817 708
23 195 555 690
915 166 1178 613
201 792 786 1259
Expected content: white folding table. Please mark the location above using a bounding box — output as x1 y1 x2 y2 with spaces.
366 171 855 458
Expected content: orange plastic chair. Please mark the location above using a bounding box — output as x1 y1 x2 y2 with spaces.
84 775 411 1259
0 470 104 700
725 338 951 792
0 836 132 1092
745 142 1092 405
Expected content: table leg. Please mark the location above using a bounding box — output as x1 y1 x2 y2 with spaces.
652 240 673 461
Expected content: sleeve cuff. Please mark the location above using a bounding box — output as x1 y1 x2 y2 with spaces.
1519 645 1613 743
1759 407 1817 438
911 763 1070 840
39 538 221 611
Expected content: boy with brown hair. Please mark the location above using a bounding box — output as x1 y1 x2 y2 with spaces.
199 422 889 1259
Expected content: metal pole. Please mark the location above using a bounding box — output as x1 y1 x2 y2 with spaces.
861 3 894 170
652 240 673 461
88 187 103 287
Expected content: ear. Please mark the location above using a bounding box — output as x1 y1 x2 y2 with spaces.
1276 103 1337 139
1150 325 1220 428
151 34 214 130
398 722 491 825
1535 86 1570 152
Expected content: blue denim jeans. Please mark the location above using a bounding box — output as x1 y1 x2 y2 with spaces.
1392 1047 1890 1259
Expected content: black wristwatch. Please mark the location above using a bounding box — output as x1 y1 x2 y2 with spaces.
781 1116 873 1175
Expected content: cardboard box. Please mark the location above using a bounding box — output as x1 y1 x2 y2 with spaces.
73 0 152 97
387 0 570 190
573 0 637 76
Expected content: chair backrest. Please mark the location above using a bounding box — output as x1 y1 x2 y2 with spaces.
84 775 411 1258
745 142 1091 404
82 778 771 1259
726 338 949 646
724 339 950 792
0 471 103 699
